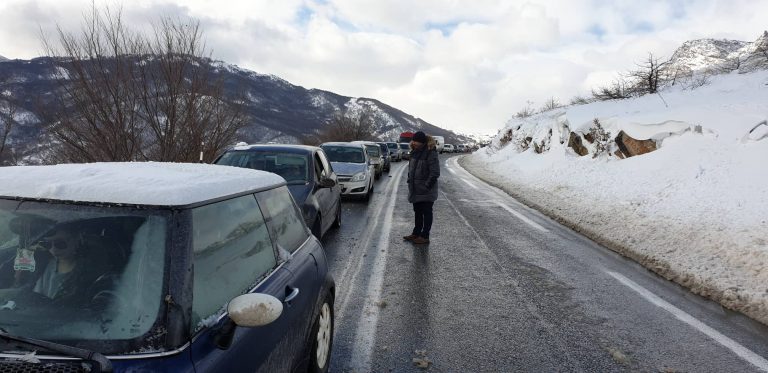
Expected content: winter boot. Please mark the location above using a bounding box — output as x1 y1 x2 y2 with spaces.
411 236 430 245
403 234 418 241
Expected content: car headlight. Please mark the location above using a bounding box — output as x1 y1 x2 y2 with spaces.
351 172 367 182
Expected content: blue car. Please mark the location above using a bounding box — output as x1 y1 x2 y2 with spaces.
215 144 342 240
0 162 335 372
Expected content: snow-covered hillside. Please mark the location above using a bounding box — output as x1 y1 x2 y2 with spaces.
668 31 768 74
463 69 768 324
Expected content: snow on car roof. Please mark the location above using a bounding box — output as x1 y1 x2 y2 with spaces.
0 162 285 206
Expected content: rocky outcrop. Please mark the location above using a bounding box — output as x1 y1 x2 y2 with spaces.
567 132 589 156
615 131 657 158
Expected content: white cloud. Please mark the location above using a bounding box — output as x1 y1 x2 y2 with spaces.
0 0 766 136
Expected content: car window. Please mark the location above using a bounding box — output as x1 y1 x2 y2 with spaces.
400 143 409 150
0 200 167 350
317 150 333 174
365 145 380 157
216 151 309 185
313 152 326 182
257 187 310 254
321 146 366 163
191 194 276 330
387 143 398 149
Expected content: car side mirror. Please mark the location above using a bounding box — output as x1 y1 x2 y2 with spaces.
319 177 336 188
228 293 283 327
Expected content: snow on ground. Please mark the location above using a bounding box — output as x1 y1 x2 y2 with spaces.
461 70 768 324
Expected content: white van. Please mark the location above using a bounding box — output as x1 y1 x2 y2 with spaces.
432 136 445 153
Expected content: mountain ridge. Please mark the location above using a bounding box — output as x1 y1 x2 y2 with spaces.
0 56 468 164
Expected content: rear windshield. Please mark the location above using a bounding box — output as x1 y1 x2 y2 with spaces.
365 145 380 157
400 144 409 150
216 151 309 185
387 143 398 149
0 199 168 354
321 146 366 164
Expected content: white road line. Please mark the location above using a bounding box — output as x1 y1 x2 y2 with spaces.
495 202 549 233
459 177 479 189
347 164 406 372
447 156 554 231
607 271 768 372
446 160 481 189
336 165 404 319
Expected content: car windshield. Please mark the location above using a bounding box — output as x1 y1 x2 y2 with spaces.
365 145 380 157
400 143 409 150
321 146 366 163
0 199 167 354
387 143 398 149
216 151 309 184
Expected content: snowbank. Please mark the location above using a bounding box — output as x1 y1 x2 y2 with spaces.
462 70 768 324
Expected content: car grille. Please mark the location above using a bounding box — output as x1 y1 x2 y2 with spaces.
338 176 352 182
0 360 95 373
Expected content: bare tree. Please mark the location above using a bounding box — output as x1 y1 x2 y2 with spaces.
515 100 535 118
592 78 632 101
0 96 17 165
0 73 18 165
41 4 245 163
538 97 563 113
628 53 669 95
569 95 591 105
313 112 380 143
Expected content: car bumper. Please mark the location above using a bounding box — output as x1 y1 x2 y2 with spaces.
338 179 369 195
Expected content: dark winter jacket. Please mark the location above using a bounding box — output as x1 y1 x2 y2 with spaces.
407 136 440 203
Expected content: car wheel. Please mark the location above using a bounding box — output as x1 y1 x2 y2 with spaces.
308 293 334 373
332 202 341 229
311 216 322 239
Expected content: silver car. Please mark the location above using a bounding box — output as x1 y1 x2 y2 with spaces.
320 142 376 202
351 141 383 179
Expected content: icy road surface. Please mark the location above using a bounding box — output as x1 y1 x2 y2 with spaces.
320 155 768 373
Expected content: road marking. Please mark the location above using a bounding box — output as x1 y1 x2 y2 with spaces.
447 156 556 230
447 160 480 189
607 271 768 372
495 202 549 233
346 164 406 372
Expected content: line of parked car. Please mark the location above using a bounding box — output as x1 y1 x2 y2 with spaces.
0 138 413 372
442 143 474 153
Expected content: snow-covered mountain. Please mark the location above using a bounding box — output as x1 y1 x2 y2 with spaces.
0 55 8 62
0 57 467 163
667 31 768 74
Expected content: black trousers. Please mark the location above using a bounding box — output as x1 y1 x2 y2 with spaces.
411 201 434 239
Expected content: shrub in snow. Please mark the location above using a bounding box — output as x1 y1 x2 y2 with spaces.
514 101 535 118
587 119 612 158
538 97 563 113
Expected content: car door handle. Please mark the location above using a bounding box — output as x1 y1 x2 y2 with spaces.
284 287 300 304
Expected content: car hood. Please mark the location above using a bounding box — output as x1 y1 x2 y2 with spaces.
330 162 367 176
287 184 311 206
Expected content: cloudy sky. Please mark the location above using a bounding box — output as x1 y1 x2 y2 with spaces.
1 0 766 135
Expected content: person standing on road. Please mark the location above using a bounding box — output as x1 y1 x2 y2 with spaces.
403 131 440 245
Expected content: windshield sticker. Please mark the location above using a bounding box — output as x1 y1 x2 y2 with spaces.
14 247 36 272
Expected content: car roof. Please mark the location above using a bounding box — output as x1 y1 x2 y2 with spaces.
321 142 366 149
228 144 318 154
0 162 285 208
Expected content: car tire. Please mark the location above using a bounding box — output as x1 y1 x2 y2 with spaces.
332 202 341 229
308 293 334 373
311 216 322 239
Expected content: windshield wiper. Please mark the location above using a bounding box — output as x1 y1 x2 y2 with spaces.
0 329 112 372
